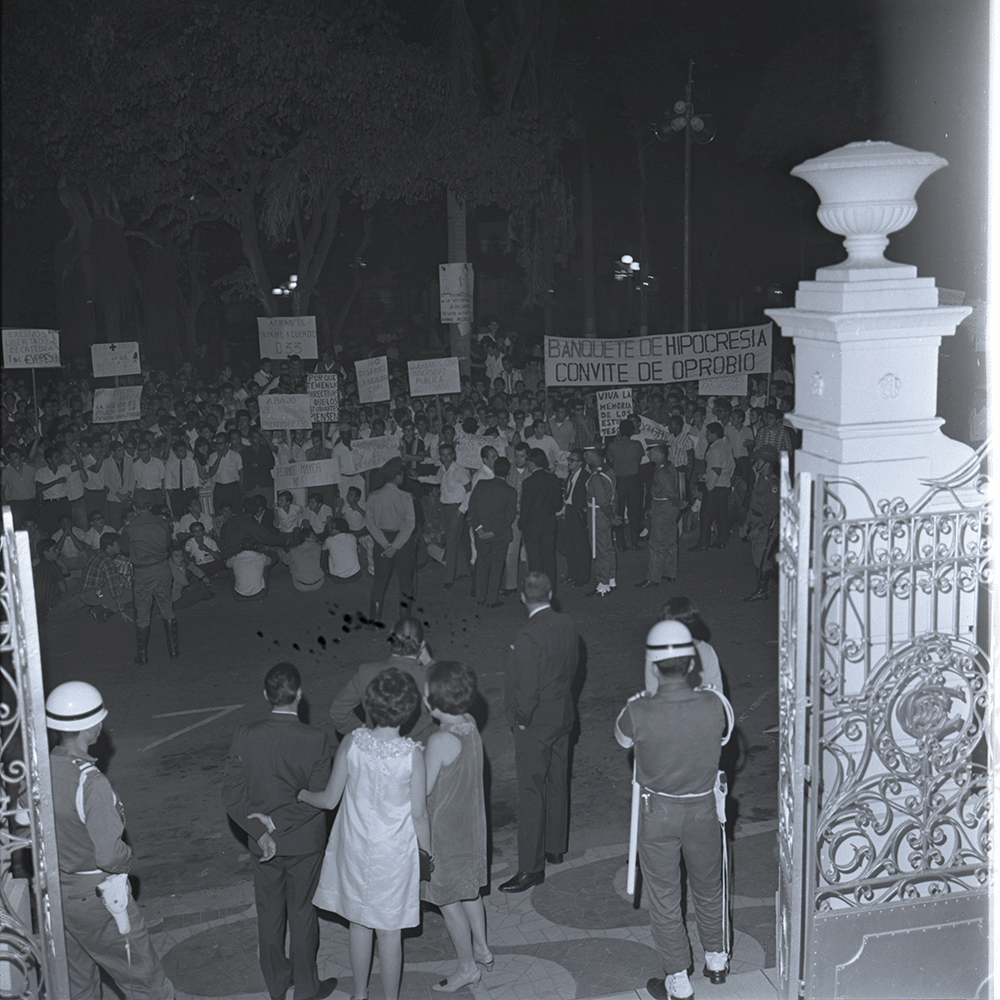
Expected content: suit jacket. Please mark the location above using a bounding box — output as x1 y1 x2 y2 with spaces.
505 606 579 733
222 714 332 857
563 467 588 524
518 469 562 535
468 477 516 546
328 654 434 745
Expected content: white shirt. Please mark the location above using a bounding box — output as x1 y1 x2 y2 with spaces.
165 455 201 490
323 533 361 578
211 449 243 485
175 512 214 537
426 462 471 505
704 439 736 490
185 535 222 565
133 456 165 491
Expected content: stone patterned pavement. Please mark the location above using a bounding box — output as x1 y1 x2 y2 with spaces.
146 824 779 1000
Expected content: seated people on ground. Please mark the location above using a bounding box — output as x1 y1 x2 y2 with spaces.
184 521 226 576
169 544 215 609
323 518 362 583
275 490 305 541
280 527 326 592
302 491 335 538
226 535 274 602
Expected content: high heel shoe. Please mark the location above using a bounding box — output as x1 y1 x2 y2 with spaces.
433 967 482 992
475 953 495 972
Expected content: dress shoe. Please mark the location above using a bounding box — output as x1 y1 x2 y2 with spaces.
635 580 659 589
300 979 338 1000
743 586 769 602
688 545 709 552
703 951 730 984
544 851 564 864
498 870 544 892
433 967 482 993
647 971 694 999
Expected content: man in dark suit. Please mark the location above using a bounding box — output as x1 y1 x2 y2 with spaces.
517 448 563 596
557 448 591 587
223 663 336 1000
499 571 580 892
327 617 434 744
219 497 287 559
468 456 517 608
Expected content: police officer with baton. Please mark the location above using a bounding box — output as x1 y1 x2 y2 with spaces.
615 621 734 1000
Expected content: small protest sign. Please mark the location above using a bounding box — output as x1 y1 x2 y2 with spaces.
274 459 340 494
699 374 748 397
259 394 313 431
257 316 318 359
408 357 461 397
306 374 340 423
456 434 507 470
2 328 61 368
91 342 141 378
352 435 401 473
638 415 670 441
439 263 474 324
92 386 143 424
355 357 391 404
596 388 634 437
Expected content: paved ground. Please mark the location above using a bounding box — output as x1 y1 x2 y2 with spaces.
39 529 783 999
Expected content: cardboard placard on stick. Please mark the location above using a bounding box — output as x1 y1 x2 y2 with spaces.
258 394 313 431
596 388 634 437
274 459 340 493
456 434 507 470
351 435 401 473
257 316 318 359
355 357 391 404
2 328 61 368
306 374 340 423
408 357 461 397
92 386 143 424
91 342 141 378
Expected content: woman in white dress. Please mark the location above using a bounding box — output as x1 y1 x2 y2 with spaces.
653 595 724 692
299 668 430 1000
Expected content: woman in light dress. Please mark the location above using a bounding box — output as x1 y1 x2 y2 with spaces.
655 595 724 692
298 668 430 1000
420 661 493 992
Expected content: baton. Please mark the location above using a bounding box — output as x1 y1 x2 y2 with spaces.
627 760 640 895
590 496 598 559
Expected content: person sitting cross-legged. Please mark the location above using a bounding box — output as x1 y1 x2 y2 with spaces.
184 521 226 577
227 535 275 602
77 532 134 623
169 544 215 609
323 518 362 584
281 527 326 592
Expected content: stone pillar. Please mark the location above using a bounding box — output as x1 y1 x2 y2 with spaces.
765 141 973 517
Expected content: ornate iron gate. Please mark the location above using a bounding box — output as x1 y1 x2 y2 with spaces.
776 450 991 1000
1 507 68 998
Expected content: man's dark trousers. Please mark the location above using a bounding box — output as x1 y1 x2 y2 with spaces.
698 486 731 548
370 531 416 617
522 530 557 595
513 724 569 873
558 510 590 585
474 535 507 604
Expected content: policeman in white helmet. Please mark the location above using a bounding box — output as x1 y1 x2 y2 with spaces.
615 621 733 1000
46 681 174 999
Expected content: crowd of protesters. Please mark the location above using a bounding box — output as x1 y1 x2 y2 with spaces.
1 323 800 624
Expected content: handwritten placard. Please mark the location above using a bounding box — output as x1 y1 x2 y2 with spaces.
2 328 61 368
355 356 391 404
456 434 507 470
408 357 461 397
439 263 474 324
596 388 634 437
92 386 143 424
91 342 141 377
351 435 401 473
257 316 318 359
258 394 313 431
306 374 340 423
638 415 671 441
273 459 340 493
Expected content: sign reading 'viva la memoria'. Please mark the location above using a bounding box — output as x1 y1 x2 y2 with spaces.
544 324 772 387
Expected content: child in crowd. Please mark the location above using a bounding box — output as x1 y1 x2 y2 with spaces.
169 545 215 609
299 669 430 1000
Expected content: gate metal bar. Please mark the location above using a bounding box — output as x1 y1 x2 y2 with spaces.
1 506 68 998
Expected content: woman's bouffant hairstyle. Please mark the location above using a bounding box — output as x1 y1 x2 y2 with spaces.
363 667 420 728
426 660 477 716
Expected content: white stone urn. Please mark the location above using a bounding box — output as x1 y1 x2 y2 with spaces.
791 140 947 277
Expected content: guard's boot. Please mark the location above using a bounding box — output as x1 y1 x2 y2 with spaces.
164 617 180 659
743 571 768 602
134 625 151 665
369 600 383 624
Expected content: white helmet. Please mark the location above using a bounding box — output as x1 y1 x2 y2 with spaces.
645 620 695 661
45 681 108 731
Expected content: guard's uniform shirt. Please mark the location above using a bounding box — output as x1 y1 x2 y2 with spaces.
122 510 172 566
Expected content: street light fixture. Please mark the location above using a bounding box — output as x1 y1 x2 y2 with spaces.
655 60 716 334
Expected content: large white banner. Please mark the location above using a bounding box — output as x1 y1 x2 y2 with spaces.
274 459 340 493
2 328 61 368
544 324 772 387
306 374 340 423
596 388 634 437
408 357 461 397
91 342 141 377
352 435 401 473
439 263 474 324
259 394 313 431
257 316 318 360
355 356 391 404
92 386 143 423
456 434 507 470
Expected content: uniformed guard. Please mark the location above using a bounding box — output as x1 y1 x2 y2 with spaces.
46 681 174 999
616 621 734 1000
120 494 177 663
741 445 781 602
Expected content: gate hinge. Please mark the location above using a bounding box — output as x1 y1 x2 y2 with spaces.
798 979 806 999
803 765 812 783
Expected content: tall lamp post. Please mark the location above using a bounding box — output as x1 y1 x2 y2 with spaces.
655 60 716 333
